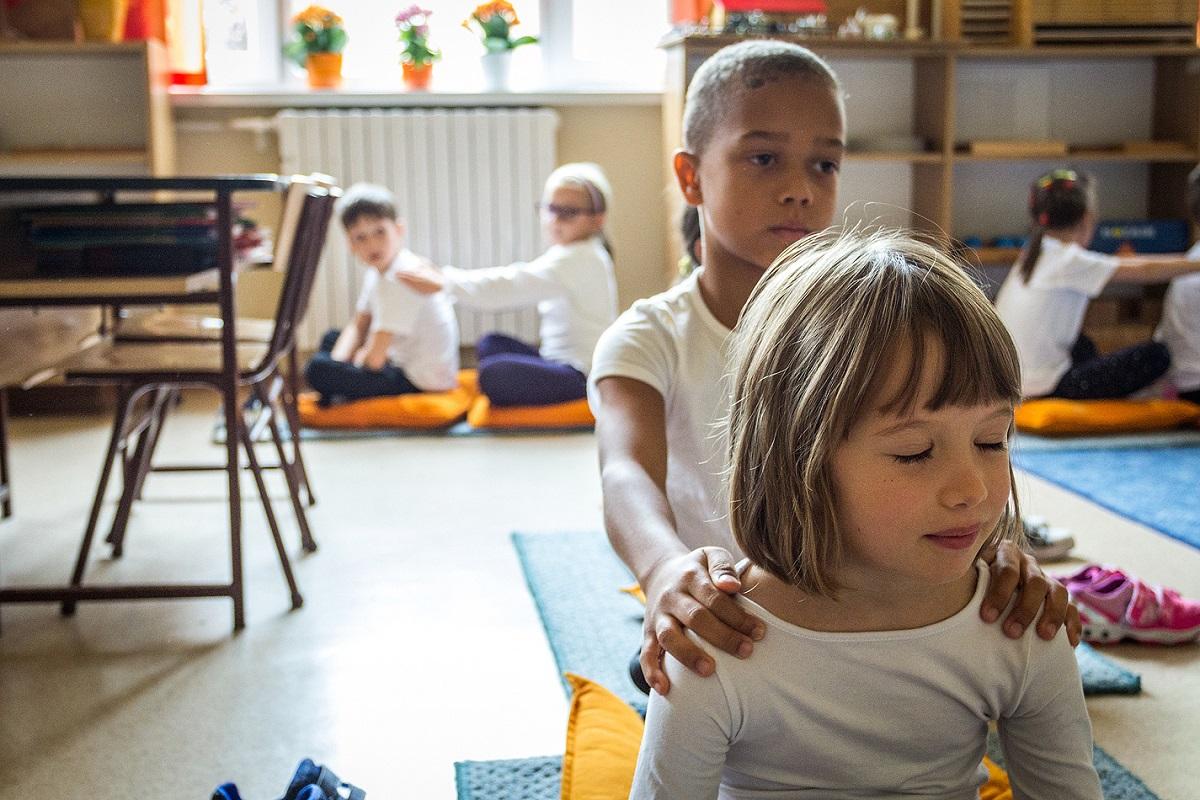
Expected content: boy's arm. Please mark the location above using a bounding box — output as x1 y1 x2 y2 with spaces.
353 329 393 371
595 375 763 696
330 312 371 362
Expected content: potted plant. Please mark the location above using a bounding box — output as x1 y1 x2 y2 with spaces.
395 5 439 90
462 1 537 91
284 5 348 89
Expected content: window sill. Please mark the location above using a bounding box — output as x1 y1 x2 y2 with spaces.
170 82 664 109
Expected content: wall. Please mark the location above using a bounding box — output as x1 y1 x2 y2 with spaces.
174 102 669 313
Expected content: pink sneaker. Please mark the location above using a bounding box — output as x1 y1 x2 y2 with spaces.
1061 565 1200 645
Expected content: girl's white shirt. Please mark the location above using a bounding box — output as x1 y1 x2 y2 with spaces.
1153 242 1200 392
439 235 617 374
630 561 1102 800
995 237 1118 396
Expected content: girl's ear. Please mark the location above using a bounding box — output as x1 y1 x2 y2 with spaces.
394 219 406 239
673 150 703 205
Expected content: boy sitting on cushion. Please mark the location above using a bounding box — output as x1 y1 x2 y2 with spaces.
305 183 460 405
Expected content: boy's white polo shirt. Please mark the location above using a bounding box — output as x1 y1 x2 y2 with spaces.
357 249 460 392
589 268 738 556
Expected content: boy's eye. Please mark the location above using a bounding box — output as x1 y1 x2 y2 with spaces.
749 153 776 167
817 159 841 174
893 447 932 464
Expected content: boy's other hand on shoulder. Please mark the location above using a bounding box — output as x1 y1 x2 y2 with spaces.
396 256 445 295
641 547 766 695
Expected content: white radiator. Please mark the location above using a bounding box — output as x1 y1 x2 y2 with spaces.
276 108 560 349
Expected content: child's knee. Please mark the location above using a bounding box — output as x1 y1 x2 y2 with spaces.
319 329 341 352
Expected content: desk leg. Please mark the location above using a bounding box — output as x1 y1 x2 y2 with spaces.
0 388 10 519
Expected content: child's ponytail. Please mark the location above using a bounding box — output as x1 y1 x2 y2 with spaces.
1018 168 1092 284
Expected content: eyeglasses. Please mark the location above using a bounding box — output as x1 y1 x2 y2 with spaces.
536 202 596 222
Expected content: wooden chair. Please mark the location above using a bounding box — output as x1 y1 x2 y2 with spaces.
113 174 337 508
58 181 338 626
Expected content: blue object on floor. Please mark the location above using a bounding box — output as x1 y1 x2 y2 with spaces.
453 746 1160 800
511 531 1142 712
211 784 243 800
1013 445 1200 552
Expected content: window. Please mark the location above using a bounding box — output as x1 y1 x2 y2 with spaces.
202 0 667 91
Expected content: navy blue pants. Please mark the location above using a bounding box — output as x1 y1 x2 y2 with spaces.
476 333 587 407
1049 334 1171 400
304 329 420 404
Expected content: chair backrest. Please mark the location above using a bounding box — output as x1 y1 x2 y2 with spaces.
255 179 338 373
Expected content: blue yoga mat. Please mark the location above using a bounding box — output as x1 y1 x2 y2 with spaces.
454 744 1161 800
511 531 1140 719
1013 443 1200 552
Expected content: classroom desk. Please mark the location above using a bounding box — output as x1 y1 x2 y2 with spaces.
0 175 286 630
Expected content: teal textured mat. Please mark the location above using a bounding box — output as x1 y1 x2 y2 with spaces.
454 744 1160 800
511 531 1140 720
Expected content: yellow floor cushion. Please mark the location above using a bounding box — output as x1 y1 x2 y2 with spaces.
1015 397 1200 435
297 369 478 429
560 673 1013 798
466 394 595 429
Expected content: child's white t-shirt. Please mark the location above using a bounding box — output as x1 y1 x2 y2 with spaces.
995 237 1119 396
440 236 617 374
1154 243 1200 392
588 269 737 555
630 561 1102 800
357 248 460 392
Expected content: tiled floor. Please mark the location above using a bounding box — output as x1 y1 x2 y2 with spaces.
0 394 1196 799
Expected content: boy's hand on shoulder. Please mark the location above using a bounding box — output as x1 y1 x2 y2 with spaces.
978 541 1081 647
396 258 445 295
641 547 766 696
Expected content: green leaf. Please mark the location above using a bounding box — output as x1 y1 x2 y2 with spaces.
510 35 538 49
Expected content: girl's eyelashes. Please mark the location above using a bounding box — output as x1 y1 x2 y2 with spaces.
891 440 1010 464
893 448 932 464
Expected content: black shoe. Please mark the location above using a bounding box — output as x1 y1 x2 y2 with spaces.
629 649 651 695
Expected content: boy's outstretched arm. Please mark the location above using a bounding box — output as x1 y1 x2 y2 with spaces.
354 329 393 371
595 376 764 695
979 542 1081 646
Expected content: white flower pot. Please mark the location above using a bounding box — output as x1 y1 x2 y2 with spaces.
481 50 512 92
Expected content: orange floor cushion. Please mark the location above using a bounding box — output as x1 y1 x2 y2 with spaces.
466 394 595 429
298 369 478 429
1015 397 1200 435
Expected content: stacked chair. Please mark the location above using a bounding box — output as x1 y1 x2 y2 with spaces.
56 175 339 629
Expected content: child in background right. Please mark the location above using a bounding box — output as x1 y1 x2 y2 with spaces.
630 228 1102 799
995 168 1200 399
1153 163 1200 403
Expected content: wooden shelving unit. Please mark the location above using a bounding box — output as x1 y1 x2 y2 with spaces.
660 35 1200 272
0 41 174 177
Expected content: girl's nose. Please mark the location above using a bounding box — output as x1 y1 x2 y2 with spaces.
940 460 989 509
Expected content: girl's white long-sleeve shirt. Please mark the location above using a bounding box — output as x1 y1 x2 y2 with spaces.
440 236 617 374
630 561 1102 800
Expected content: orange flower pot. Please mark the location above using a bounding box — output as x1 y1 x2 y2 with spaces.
402 62 433 90
306 52 343 88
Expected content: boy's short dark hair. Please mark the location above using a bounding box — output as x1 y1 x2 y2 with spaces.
336 183 398 229
1188 164 1200 224
682 40 840 157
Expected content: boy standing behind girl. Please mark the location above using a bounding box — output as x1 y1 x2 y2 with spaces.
305 184 459 405
590 40 1075 699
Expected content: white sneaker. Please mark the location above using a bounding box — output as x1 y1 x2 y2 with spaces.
1022 515 1075 561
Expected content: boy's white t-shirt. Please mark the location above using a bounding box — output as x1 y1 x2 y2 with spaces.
588 269 737 555
994 237 1119 396
630 562 1102 800
1154 242 1200 392
440 236 617 374
357 248 460 392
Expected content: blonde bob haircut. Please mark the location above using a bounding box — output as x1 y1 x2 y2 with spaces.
726 228 1023 597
